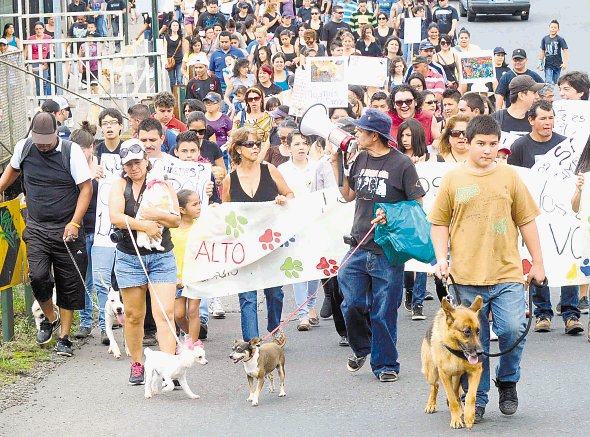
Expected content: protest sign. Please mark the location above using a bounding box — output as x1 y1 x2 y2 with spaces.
305 57 348 108
553 99 590 140
0 198 28 291
499 131 522 151
94 153 212 248
457 51 495 84
577 172 590 273
289 69 308 117
403 17 422 44
347 56 388 88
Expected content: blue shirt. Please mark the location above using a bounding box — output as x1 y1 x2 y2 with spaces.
495 69 544 108
336 0 358 24
208 47 245 84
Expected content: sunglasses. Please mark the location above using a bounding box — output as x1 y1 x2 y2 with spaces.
247 95 262 102
311 12 319 15
334 10 344 14
190 128 207 135
424 100 436 105
378 17 387 20
239 140 262 148
394 98 414 108
450 129 466 138
120 144 143 159
440 40 450 46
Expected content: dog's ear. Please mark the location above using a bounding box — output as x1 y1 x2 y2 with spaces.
441 297 455 325
470 295 483 314
234 339 239 345
249 337 261 347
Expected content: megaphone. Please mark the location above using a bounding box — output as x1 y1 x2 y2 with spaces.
299 103 355 153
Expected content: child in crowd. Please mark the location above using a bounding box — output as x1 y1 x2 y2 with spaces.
79 20 99 93
429 115 545 423
203 92 233 150
228 85 247 119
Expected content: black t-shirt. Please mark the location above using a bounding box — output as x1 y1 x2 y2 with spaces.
199 139 223 165
83 178 99 234
256 82 283 97
185 76 222 100
95 140 122 163
507 132 568 169
197 12 227 29
348 148 426 254
274 23 298 44
432 6 458 35
69 22 88 39
106 0 127 23
493 110 532 136
68 1 88 15
321 21 351 55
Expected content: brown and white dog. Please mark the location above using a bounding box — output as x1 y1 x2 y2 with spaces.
230 338 286 406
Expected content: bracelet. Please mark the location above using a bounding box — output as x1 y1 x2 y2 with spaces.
68 221 81 229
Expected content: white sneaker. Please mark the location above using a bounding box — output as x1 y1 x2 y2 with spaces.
490 322 498 341
210 297 226 319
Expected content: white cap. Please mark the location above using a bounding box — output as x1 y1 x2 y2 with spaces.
53 96 70 110
187 52 209 67
120 138 146 165
0 38 8 45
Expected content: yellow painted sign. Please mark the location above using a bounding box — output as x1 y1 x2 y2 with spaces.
0 198 27 291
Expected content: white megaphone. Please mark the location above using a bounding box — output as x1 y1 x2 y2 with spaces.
299 103 355 153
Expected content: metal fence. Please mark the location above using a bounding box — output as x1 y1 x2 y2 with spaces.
0 50 27 169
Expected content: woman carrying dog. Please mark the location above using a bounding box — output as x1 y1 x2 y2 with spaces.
109 139 181 385
222 127 294 347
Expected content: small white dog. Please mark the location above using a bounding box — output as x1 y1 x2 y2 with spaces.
135 173 173 251
32 291 59 331
144 345 208 399
104 288 128 359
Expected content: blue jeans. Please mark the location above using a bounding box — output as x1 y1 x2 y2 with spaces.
238 287 284 341
168 62 183 88
544 66 561 84
96 15 108 37
293 280 320 319
79 233 95 329
200 298 209 324
338 248 404 376
404 271 427 306
533 285 579 321
450 282 527 407
85 245 116 331
33 63 50 96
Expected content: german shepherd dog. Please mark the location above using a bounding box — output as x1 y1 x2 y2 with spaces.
421 295 484 429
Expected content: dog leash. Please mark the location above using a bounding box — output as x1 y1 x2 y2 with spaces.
443 273 548 358
261 223 377 343
63 238 102 311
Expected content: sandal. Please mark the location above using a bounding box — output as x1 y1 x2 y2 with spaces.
309 309 320 326
297 319 311 331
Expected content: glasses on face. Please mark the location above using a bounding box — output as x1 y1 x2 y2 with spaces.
440 40 449 46
190 128 207 135
334 10 344 14
247 95 262 102
394 98 414 108
204 100 218 105
120 144 143 158
378 17 387 21
239 140 262 148
450 129 466 138
424 100 436 105
101 120 120 127
311 11 319 15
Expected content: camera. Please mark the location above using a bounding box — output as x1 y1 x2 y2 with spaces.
110 228 128 244
343 235 358 247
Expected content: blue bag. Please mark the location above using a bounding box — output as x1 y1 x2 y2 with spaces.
374 201 436 266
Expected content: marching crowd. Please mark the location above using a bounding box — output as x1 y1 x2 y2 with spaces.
2 0 590 424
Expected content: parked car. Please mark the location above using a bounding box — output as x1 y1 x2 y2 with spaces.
458 0 531 22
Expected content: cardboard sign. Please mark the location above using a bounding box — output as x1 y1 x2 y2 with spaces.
404 17 422 44
0 199 28 291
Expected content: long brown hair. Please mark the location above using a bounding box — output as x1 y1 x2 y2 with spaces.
438 115 470 156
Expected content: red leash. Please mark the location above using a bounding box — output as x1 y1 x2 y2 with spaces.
261 223 377 342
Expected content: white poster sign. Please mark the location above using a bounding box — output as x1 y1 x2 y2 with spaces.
347 56 388 88
305 56 348 108
404 17 422 44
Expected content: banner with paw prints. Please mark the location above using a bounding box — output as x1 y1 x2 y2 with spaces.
182 188 354 297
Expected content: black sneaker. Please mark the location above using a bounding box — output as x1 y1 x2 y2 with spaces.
347 354 366 372
101 330 110 346
74 326 92 339
495 380 518 415
404 288 413 312
320 296 333 319
55 336 73 357
412 304 426 321
199 321 208 340
424 291 434 301
143 332 158 346
339 336 349 347
36 316 60 345
129 362 145 385
474 406 485 423
378 370 399 382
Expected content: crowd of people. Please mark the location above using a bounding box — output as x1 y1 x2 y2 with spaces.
2 0 590 425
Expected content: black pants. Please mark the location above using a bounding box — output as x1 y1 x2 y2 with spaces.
322 278 347 337
23 226 87 310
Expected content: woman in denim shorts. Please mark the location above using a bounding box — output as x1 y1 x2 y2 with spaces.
110 139 181 385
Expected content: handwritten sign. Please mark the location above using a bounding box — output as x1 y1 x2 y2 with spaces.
0 199 28 291
457 50 495 84
304 57 348 108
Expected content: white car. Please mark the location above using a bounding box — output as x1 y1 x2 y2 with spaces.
458 0 531 22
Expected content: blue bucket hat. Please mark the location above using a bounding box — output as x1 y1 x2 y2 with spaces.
351 109 395 143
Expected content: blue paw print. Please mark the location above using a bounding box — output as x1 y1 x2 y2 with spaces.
581 259 590 277
280 237 296 248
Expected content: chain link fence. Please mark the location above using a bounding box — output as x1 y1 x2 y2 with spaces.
0 50 27 169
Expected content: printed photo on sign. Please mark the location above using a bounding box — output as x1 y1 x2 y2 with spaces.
309 57 346 83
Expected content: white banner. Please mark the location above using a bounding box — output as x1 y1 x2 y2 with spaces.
347 56 388 88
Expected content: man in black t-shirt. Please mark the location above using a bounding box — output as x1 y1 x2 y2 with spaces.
185 53 222 101
68 0 88 23
493 75 543 136
197 0 227 30
331 109 426 383
107 0 127 51
320 5 351 56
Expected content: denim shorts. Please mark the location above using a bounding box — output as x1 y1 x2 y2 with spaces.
176 286 183 299
114 250 177 289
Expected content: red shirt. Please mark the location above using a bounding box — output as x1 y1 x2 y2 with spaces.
388 110 435 145
150 114 187 133
27 34 52 60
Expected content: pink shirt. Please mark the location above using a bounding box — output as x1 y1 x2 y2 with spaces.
27 34 52 60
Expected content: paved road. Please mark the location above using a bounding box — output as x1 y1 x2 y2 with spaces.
1 285 590 436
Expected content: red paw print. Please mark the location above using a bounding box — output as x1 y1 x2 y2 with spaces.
522 259 532 276
316 257 339 276
259 228 281 250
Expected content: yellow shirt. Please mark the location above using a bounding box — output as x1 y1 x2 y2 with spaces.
428 163 540 285
170 224 194 280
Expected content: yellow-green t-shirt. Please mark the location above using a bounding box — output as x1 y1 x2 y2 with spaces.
170 224 194 280
428 163 540 285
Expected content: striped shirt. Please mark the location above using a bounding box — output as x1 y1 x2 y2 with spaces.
336 0 359 24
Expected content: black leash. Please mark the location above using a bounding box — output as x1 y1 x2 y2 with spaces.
442 273 548 358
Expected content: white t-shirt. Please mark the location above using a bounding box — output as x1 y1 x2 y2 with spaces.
10 138 91 185
277 159 318 198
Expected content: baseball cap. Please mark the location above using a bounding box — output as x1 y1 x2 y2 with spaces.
203 92 221 103
512 49 527 59
281 12 294 18
238 2 248 8
0 38 7 45
31 112 57 144
498 147 512 156
187 52 209 67
493 46 506 55
351 109 395 142
269 105 290 119
119 138 146 165
419 40 435 51
412 55 429 65
53 96 70 110
509 75 545 95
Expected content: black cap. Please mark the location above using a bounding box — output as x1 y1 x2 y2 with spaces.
41 99 61 114
412 55 429 65
494 47 506 55
512 49 527 59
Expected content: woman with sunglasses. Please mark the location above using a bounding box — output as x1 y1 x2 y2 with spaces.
233 87 273 150
375 13 395 50
110 139 181 385
433 34 459 88
222 127 293 346
186 111 226 181
388 84 440 145
420 90 443 132
308 8 323 37
437 114 470 162
300 28 325 58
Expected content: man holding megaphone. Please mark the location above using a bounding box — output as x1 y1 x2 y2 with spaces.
330 109 426 382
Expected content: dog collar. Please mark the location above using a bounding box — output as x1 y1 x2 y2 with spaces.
444 344 482 363
242 350 257 362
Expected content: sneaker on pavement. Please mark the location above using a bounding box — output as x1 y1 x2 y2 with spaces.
534 317 551 333
272 329 287 348
129 361 145 385
495 380 518 415
404 288 413 312
555 301 562 316
490 323 498 341
412 304 426 321
579 296 589 314
210 297 226 319
74 326 92 339
101 330 110 346
378 370 399 382
143 332 157 346
347 354 366 372
339 336 349 347
36 315 60 345
565 317 584 335
54 336 73 357
320 296 332 319
297 318 311 331
474 406 485 423
199 320 208 340
424 291 434 301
